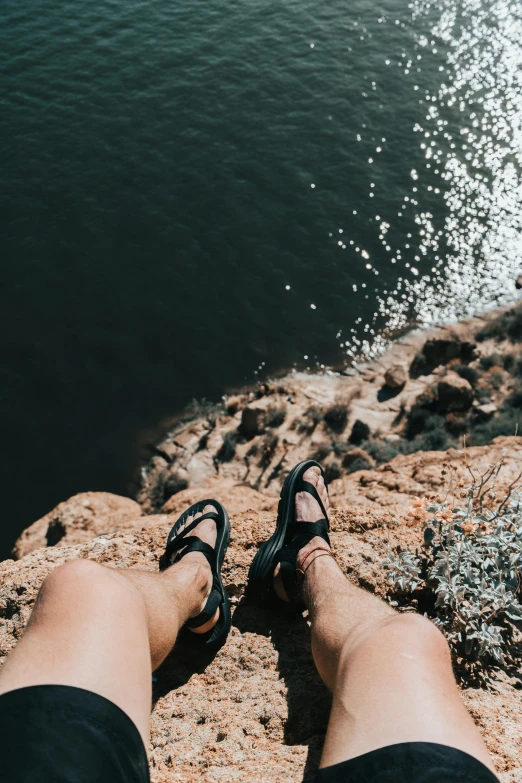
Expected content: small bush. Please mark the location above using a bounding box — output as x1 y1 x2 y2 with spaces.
445 413 469 437
311 441 331 462
503 353 516 372
475 385 492 404
216 432 237 463
349 419 371 445
323 460 342 483
508 380 522 408
454 364 480 385
512 356 522 376
415 428 449 451
185 398 224 426
386 460 522 670
471 410 520 446
405 406 430 438
479 353 504 371
163 472 189 501
323 402 349 433
298 405 323 434
258 433 279 467
405 410 445 440
266 405 287 429
332 440 351 458
365 438 403 464
344 456 374 473
476 305 522 343
488 369 505 390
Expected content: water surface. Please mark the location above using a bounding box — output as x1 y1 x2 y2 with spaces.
1 0 521 555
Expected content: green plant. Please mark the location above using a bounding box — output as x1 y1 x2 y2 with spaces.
185 398 224 426
298 405 323 434
311 441 332 462
323 460 342 482
266 405 287 428
454 364 480 385
344 456 373 473
471 410 520 446
323 402 349 433
488 369 505 390
385 460 522 669
216 432 237 463
364 438 403 464
476 305 522 343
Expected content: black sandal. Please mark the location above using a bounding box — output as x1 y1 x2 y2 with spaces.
247 460 331 606
159 499 231 652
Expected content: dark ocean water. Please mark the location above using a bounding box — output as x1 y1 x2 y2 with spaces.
2 0 522 556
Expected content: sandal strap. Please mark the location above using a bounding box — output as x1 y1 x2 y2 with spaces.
159 511 220 572
272 519 330 604
185 583 222 629
287 518 331 548
295 479 329 521
161 535 217 570
162 536 223 630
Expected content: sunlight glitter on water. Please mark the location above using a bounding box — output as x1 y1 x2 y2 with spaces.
339 0 522 364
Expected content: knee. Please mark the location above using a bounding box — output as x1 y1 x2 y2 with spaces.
375 613 450 660
39 560 145 617
340 612 450 668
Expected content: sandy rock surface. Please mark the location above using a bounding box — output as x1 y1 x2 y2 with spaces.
13 492 143 559
2 438 522 781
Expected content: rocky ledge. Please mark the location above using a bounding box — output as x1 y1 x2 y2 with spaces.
3 305 522 782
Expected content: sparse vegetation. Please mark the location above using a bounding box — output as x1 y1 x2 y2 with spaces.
298 405 323 434
349 419 370 445
343 455 374 473
185 398 224 426
311 441 332 462
454 363 480 385
488 369 505 390
386 459 522 671
476 305 522 343
216 432 237 463
323 401 349 433
323 460 342 483
265 405 287 429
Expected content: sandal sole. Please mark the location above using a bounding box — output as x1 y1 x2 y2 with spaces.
247 459 324 604
164 499 231 652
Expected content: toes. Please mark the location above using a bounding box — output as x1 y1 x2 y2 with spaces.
203 504 217 515
316 475 329 503
303 466 321 484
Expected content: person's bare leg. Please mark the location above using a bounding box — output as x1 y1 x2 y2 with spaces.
274 468 496 774
0 505 219 747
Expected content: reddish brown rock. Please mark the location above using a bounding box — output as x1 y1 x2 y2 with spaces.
384 364 407 389
2 439 522 781
437 371 474 412
13 492 143 560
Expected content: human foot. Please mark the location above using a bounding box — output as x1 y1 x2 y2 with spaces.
165 504 219 634
273 466 332 602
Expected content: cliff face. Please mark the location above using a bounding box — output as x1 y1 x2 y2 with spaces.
3 306 522 781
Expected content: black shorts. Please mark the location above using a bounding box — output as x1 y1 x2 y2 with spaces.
0 685 499 782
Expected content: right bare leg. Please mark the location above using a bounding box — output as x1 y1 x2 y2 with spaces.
275 468 496 774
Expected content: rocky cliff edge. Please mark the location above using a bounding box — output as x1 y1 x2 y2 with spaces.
3 306 522 782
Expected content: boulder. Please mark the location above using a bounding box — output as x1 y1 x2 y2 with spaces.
474 403 498 421
437 372 474 412
516 275 522 290
341 448 376 472
162 470 189 500
240 401 269 439
384 364 407 389
13 492 142 560
410 337 477 378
